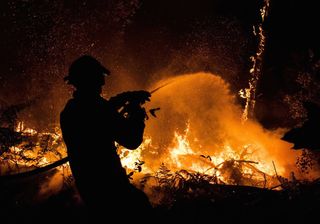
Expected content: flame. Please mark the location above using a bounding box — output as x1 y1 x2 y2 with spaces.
165 124 275 183
140 73 307 186
169 124 195 168
0 72 314 199
118 138 152 172
116 118 282 187
15 121 37 135
4 73 298 189
117 120 280 188
1 121 67 174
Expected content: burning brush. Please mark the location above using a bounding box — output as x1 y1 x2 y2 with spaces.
0 82 166 177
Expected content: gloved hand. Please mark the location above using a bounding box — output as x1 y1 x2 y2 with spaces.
109 90 151 109
126 105 147 120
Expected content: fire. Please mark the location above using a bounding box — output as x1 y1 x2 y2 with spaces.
116 120 281 188
158 124 276 185
240 0 270 122
1 121 67 174
118 138 152 171
116 118 280 187
169 124 195 168
140 73 305 185
15 121 37 135
0 72 311 199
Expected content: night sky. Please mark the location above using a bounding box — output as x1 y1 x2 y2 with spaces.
0 0 319 130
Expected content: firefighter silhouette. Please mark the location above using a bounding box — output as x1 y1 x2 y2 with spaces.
60 55 152 217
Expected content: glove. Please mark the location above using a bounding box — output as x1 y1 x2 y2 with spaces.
109 90 151 109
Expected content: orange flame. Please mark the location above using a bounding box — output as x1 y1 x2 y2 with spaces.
0 72 314 195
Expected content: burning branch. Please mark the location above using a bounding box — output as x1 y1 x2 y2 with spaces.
241 0 270 122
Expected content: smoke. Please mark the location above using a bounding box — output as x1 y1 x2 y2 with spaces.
1 0 255 133
143 72 302 177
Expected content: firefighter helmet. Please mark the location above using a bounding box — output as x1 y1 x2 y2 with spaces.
64 55 110 86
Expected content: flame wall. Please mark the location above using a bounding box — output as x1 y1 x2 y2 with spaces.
142 72 302 177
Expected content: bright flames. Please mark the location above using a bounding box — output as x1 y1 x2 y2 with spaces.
119 121 280 187
0 73 307 200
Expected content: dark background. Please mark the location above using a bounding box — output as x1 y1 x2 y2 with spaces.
0 0 319 129
0 1 320 222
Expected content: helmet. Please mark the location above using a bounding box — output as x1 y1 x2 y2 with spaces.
64 55 110 86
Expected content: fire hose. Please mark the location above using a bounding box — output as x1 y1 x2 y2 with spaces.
0 156 69 181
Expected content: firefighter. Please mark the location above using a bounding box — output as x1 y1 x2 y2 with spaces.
60 55 152 218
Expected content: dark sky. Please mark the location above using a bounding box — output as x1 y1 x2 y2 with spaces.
257 0 320 127
0 0 319 129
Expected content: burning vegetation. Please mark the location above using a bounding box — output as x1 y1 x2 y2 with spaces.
1 73 319 210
